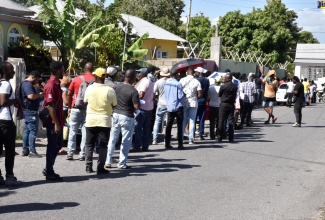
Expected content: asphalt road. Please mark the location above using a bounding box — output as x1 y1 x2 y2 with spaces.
1 103 325 220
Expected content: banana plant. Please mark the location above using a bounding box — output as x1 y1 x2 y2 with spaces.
122 32 149 62
38 0 115 73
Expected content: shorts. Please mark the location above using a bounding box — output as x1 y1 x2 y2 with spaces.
262 97 276 107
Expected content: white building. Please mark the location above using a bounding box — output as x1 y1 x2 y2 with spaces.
294 44 325 84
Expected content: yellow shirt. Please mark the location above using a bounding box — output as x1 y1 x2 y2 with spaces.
84 83 117 127
302 81 309 94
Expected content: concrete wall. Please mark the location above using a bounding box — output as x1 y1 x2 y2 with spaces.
220 59 258 74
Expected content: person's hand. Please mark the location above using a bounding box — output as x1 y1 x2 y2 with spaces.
13 99 22 108
39 92 44 98
54 123 61 134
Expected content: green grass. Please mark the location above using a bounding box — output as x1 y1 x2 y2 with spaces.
16 134 23 140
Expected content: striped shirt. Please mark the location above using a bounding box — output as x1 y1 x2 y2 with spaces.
241 81 256 103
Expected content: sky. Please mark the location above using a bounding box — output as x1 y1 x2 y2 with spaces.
90 0 325 43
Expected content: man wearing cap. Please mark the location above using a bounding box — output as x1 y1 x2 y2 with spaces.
194 67 209 140
132 68 154 152
180 67 202 144
84 68 117 174
105 69 139 169
20 70 44 158
67 62 95 161
152 67 170 145
239 73 256 127
105 66 120 88
262 70 278 124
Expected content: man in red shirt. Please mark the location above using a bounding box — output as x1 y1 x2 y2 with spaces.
43 61 64 181
67 62 95 161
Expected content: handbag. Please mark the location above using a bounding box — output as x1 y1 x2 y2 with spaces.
38 107 51 126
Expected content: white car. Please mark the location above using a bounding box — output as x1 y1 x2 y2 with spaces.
276 83 288 104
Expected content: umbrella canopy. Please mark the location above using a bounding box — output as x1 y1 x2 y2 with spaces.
170 59 205 73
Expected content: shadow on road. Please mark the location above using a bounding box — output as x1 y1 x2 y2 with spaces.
0 202 79 214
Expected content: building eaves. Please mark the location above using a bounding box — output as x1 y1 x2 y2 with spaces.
121 14 187 43
0 0 35 16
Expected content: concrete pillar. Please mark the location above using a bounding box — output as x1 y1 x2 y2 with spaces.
210 37 222 71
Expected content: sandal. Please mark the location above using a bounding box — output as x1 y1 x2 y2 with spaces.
272 117 277 124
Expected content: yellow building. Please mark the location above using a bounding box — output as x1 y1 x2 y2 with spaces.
121 14 187 60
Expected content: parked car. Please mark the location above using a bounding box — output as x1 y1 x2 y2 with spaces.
276 83 288 104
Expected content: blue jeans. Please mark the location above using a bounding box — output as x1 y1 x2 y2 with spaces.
152 106 167 142
195 104 206 138
67 108 86 156
255 89 261 105
106 113 135 168
183 106 198 141
22 110 39 153
45 123 63 175
134 109 152 150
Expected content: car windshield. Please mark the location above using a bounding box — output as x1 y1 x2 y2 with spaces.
279 84 287 89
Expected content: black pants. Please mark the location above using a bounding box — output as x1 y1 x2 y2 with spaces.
294 101 303 124
286 93 293 107
209 106 219 139
46 123 63 175
0 120 16 176
165 107 183 147
218 103 235 141
240 102 254 125
85 127 110 169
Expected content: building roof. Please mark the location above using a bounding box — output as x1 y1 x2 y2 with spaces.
121 14 187 43
0 0 35 16
29 0 86 19
294 43 325 65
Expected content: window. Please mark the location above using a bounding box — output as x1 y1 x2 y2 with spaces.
9 27 20 43
156 51 168 59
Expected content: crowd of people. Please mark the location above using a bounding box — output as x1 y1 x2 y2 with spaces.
0 60 315 186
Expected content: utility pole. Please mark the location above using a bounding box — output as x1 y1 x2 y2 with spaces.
186 0 192 41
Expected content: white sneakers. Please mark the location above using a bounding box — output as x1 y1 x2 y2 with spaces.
292 123 301 127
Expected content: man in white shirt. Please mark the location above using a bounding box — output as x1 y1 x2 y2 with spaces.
180 67 202 144
286 78 294 107
0 62 22 186
208 77 221 140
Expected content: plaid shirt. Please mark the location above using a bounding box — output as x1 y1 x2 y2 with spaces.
241 81 256 103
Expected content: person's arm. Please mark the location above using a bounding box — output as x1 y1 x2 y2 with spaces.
0 83 20 107
62 90 69 107
27 93 43 100
133 91 140 110
47 102 61 134
197 90 203 98
67 90 73 108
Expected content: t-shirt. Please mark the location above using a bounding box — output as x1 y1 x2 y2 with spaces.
180 75 202 108
137 77 154 111
293 82 304 102
21 81 40 112
68 72 95 107
154 78 167 108
302 81 309 94
84 83 117 127
0 80 14 121
113 83 139 118
287 81 294 93
197 77 210 105
208 85 220 107
262 77 278 98
255 78 262 90
104 77 116 89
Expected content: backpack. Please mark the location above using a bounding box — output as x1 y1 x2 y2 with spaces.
74 76 95 110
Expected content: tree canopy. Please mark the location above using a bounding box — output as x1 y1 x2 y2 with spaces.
112 0 185 36
218 0 319 65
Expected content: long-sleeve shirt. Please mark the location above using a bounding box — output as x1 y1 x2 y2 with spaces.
164 78 184 112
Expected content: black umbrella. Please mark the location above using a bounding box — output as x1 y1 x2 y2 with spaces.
170 58 205 73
